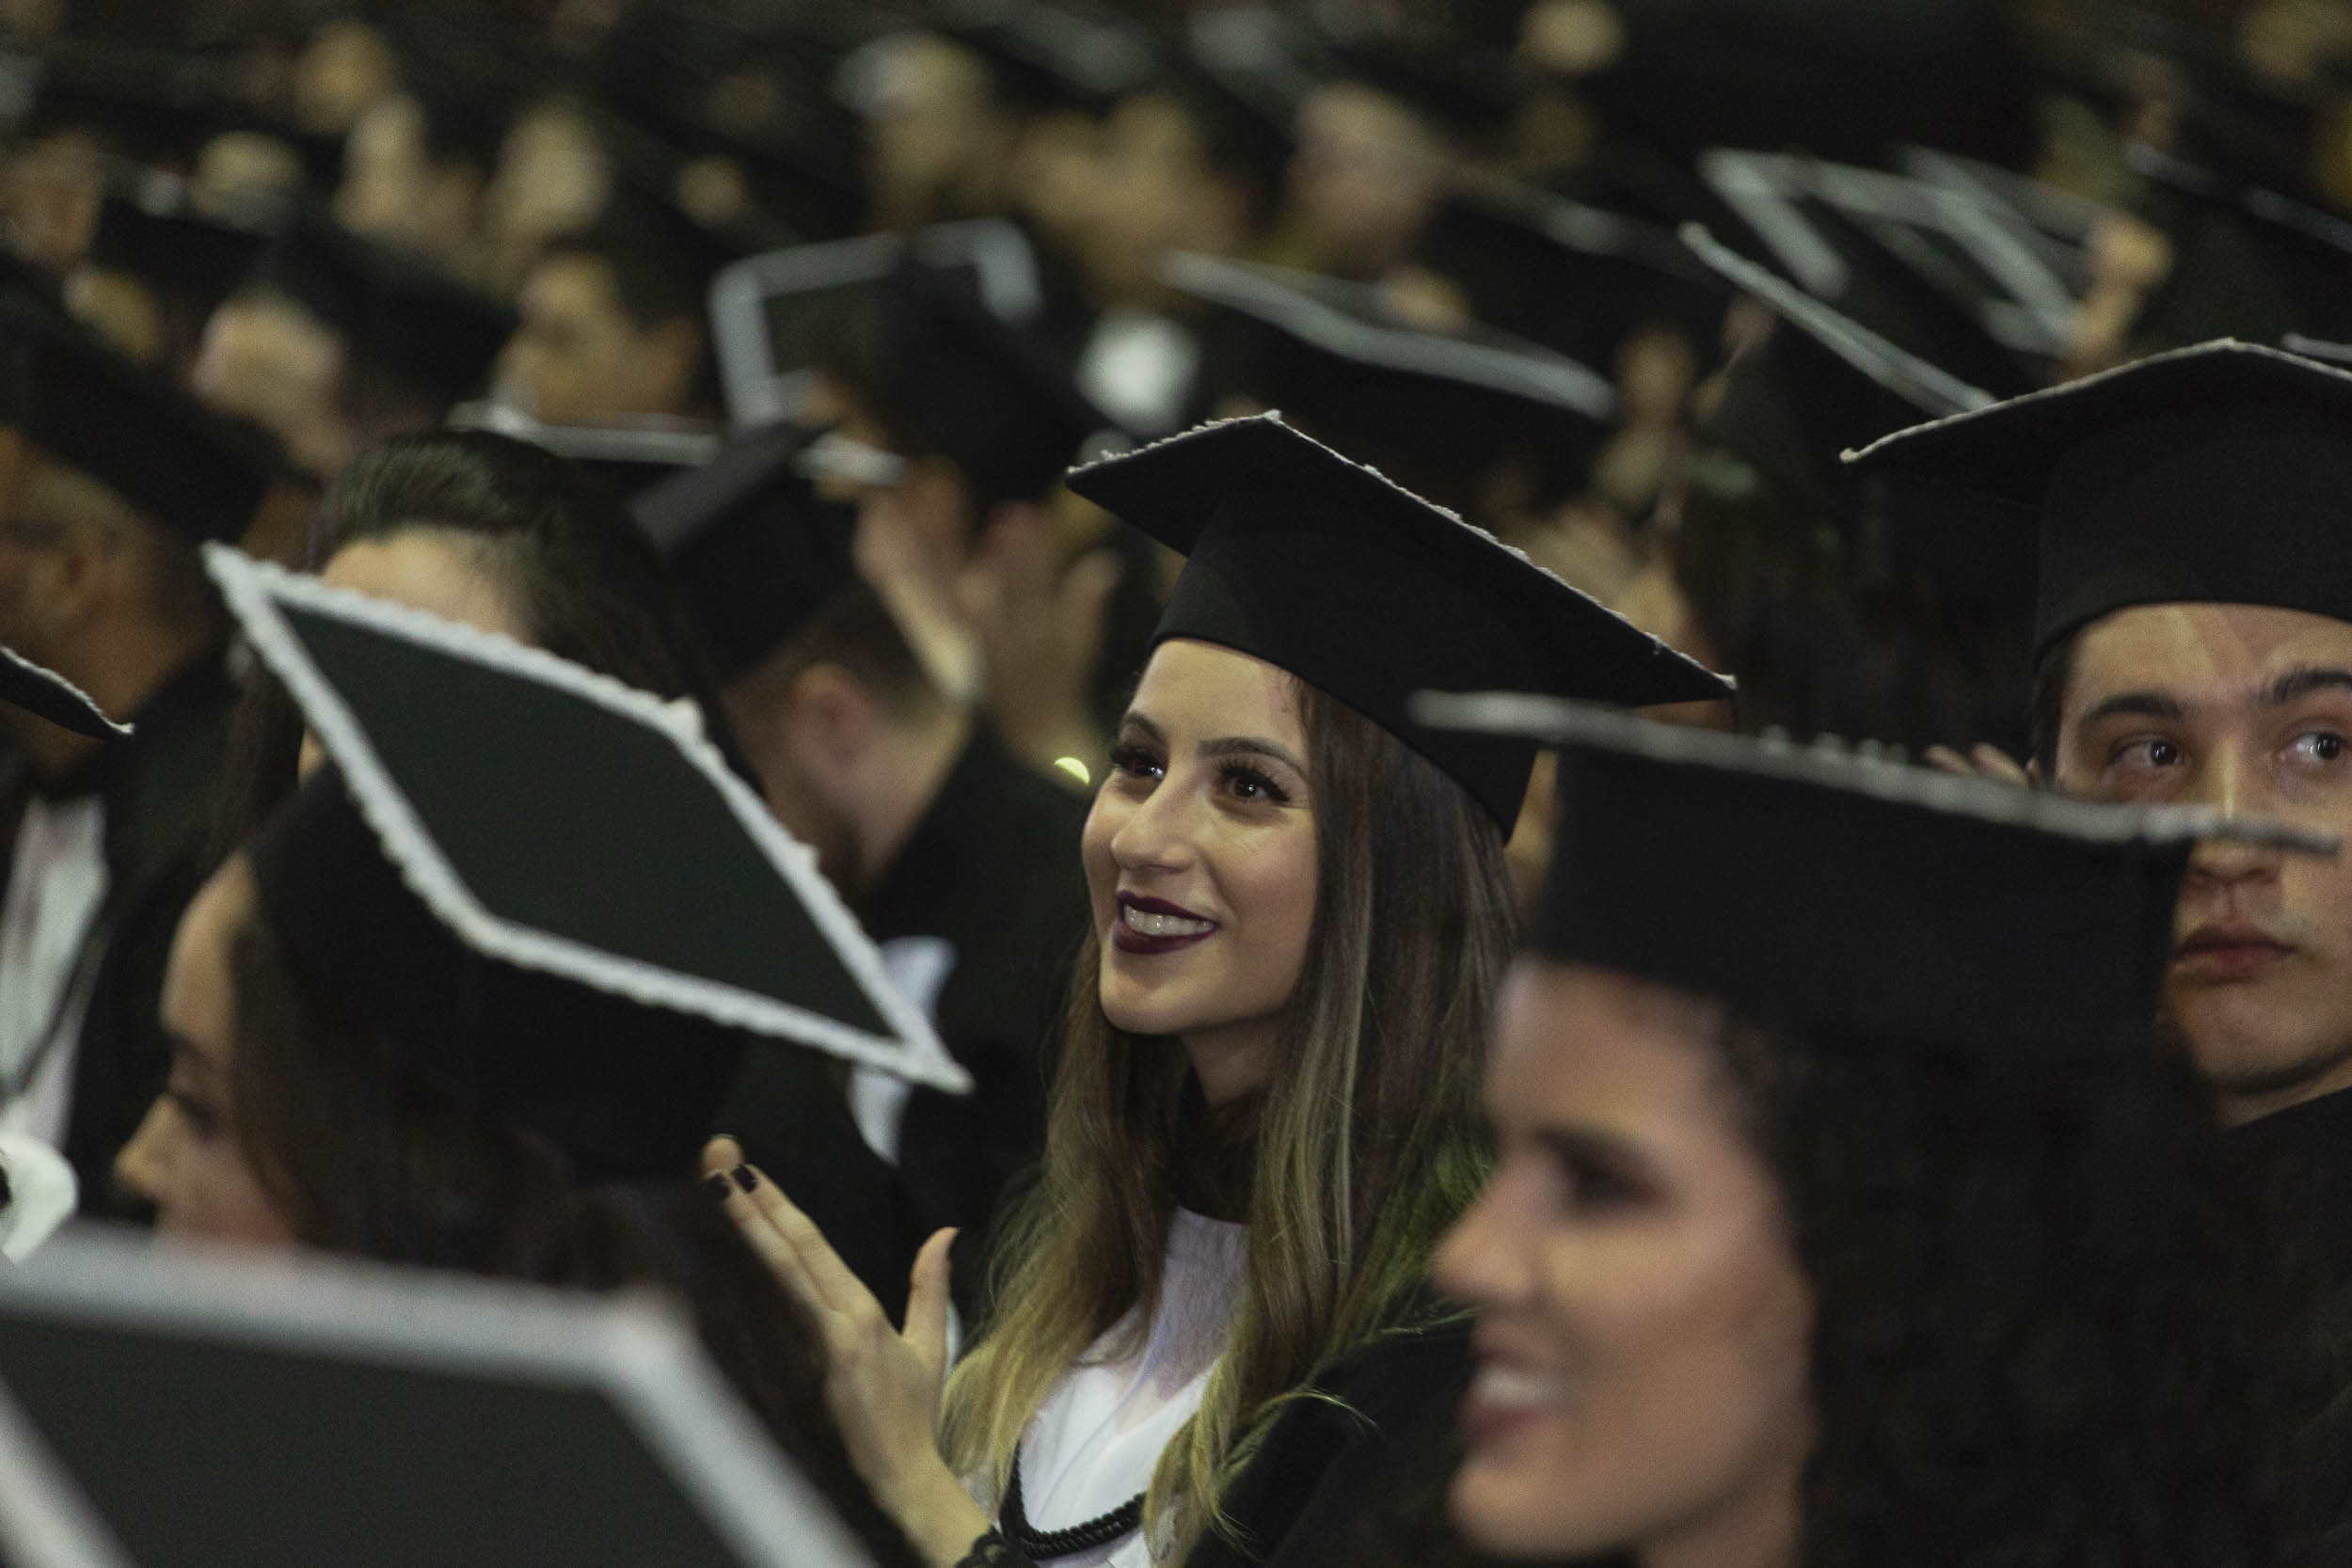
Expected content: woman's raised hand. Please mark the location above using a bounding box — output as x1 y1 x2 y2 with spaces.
704 1135 993 1567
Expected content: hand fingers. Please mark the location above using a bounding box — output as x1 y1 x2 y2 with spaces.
1922 744 1974 778
903 1228 958 1380
736 1165 882 1322
1970 743 2031 785
706 1162 834 1325
702 1134 744 1177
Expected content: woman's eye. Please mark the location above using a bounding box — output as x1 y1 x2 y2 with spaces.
2289 731 2348 766
1107 742 1163 782
1219 764 1290 805
166 1086 221 1139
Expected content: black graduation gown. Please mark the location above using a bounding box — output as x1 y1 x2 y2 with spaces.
0 649 234 1212
856 725 1089 1241
2233 1087 2352 1565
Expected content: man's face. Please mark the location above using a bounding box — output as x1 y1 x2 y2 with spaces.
2054 602 2352 1122
500 254 691 425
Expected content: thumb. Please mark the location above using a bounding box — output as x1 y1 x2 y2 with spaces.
905 1227 959 1379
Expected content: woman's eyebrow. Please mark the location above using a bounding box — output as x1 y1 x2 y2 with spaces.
1198 736 1308 774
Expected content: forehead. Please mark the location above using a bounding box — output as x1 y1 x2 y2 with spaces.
162 859 258 1074
1488 962 1749 1150
2068 603 2352 709
1132 638 1305 739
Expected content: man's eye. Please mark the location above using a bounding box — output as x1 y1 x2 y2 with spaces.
2114 737 2184 768
2290 732 2348 765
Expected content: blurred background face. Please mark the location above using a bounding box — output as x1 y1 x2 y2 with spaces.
482 103 612 293
501 253 694 424
2053 602 2352 1122
114 860 297 1247
334 95 480 265
858 35 1008 230
1080 639 1317 1097
1287 84 1447 279
3 128 104 274
1080 94 1244 306
1437 961 1814 1563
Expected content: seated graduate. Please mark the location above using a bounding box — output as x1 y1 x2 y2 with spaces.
1846 343 2352 1560
1425 697 2286 1568
114 553 959 1567
706 413 1732 1568
216 426 921 1309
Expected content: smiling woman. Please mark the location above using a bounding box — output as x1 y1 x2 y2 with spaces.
707 413 1731 1568
1428 703 2280 1568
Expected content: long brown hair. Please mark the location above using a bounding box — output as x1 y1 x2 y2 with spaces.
941 676 1515 1558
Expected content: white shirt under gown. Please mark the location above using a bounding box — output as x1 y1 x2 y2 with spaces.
984 1208 1248 1568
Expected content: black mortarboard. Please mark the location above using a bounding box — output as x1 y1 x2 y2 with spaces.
0 643 128 739
1686 224 1988 508
864 256 1116 509
207 547 965 1178
1697 150 2049 398
631 421 860 681
1415 175 1731 372
82 188 271 324
1844 340 2352 657
2126 143 2352 346
447 403 721 504
250 213 516 412
707 219 1047 427
1162 249 1617 516
1064 415 1733 827
0 1231 886 1567
0 296 275 544
1415 691 2324 1053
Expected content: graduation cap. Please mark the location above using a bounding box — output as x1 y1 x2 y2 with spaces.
205 547 966 1177
708 219 1046 427
1685 224 1991 508
446 402 721 503
0 1230 885 1568
1843 340 2352 658
630 421 860 681
0 295 276 544
0 643 128 739
1161 249 1616 515
1697 150 2050 398
81 186 271 325
2125 142 2352 346
1415 175 1731 372
250 213 516 413
1413 690 2328 1053
1063 414 1732 827
859 254 1116 509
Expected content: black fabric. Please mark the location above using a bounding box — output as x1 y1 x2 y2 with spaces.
857 726 1088 1241
1844 341 2352 657
273 601 890 1037
1066 416 1732 828
1532 731 2192 1054
2232 1089 2352 1561
84 194 270 325
1183 1316 1524 1568
868 259 1114 509
634 421 860 680
0 650 235 1212
248 772 743 1181
0 295 276 544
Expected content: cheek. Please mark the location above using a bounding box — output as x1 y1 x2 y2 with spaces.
1079 790 1124 927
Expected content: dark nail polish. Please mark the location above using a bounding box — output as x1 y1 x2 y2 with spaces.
704 1172 734 1202
731 1164 759 1195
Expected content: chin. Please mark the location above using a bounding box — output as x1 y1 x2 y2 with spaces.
1450 1450 1615 1560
